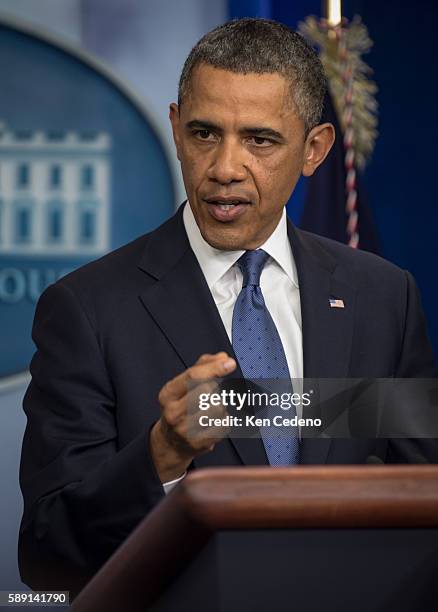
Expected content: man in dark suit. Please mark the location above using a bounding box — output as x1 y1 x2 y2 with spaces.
19 18 437 595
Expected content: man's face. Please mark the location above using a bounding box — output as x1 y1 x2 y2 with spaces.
170 63 333 250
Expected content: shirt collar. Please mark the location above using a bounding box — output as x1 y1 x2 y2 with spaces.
183 201 299 289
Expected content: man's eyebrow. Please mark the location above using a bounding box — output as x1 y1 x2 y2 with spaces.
185 120 285 141
185 120 221 132
239 126 285 141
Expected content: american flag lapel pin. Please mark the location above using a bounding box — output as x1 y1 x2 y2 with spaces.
329 298 345 309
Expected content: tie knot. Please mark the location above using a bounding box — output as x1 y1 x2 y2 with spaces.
238 249 269 287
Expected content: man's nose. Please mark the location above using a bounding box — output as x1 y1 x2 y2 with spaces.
207 139 247 184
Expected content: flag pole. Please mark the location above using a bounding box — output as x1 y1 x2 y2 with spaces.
324 0 342 26
300 2 378 250
321 0 360 247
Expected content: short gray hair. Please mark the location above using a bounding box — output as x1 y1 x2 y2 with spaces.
178 18 327 136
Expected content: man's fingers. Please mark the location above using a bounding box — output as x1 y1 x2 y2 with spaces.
186 354 236 390
196 353 223 364
185 380 219 413
163 380 218 428
186 403 230 448
164 381 225 429
160 398 228 455
157 351 236 459
159 352 236 404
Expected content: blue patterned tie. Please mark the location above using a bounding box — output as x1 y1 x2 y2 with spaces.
232 249 299 466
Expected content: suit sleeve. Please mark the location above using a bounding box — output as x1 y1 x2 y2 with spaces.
387 270 438 463
19 282 165 595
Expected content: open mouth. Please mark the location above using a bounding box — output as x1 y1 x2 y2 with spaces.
203 197 251 222
214 201 243 211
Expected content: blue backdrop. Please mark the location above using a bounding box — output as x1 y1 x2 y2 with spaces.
0 24 175 379
229 0 438 358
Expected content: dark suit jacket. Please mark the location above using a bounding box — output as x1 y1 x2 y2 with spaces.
19 205 437 594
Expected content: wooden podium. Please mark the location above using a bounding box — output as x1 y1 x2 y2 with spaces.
71 466 438 612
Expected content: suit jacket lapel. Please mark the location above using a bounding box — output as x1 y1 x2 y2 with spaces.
289 221 356 379
138 206 268 466
137 208 357 467
288 221 357 464
139 247 230 368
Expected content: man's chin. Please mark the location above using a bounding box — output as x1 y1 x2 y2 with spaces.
200 226 248 252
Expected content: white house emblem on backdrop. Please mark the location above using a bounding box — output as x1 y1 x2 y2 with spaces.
0 121 111 256
0 19 176 382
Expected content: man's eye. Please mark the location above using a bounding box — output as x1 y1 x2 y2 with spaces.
249 136 273 147
195 129 214 140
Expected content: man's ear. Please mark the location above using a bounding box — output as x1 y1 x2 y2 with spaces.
302 123 335 177
169 102 182 161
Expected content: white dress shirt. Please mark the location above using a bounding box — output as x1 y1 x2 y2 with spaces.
162 202 303 494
